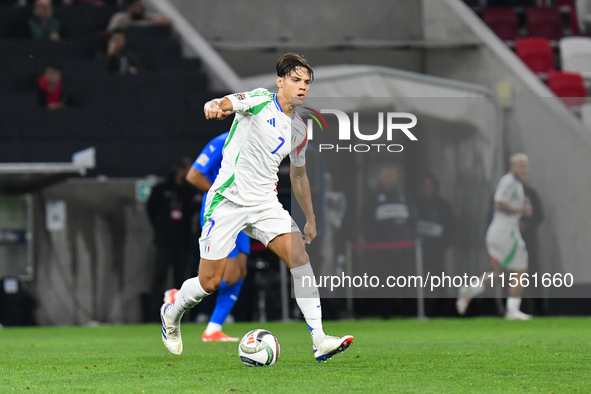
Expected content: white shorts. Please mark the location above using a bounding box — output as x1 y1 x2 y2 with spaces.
199 193 300 260
485 225 528 271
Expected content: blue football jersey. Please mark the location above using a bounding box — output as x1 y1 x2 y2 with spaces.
192 131 229 185
194 132 229 225
193 131 251 256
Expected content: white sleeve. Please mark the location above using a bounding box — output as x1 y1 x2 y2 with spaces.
290 141 307 167
493 176 514 205
225 88 274 115
290 119 308 167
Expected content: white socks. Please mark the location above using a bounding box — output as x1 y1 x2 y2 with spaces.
506 296 522 314
169 277 211 326
205 322 222 335
464 272 490 299
167 264 328 345
291 263 325 344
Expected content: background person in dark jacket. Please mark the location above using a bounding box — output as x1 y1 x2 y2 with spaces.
361 163 416 318
105 29 143 75
416 174 455 315
146 158 198 321
363 164 414 244
28 0 61 41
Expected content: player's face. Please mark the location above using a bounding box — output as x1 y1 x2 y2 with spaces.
278 67 310 107
512 160 529 181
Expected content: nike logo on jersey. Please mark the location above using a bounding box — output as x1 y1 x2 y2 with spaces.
267 118 276 127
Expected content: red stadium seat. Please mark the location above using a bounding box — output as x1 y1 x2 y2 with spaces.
483 8 519 41
526 7 564 41
556 0 575 10
547 70 586 98
515 37 555 75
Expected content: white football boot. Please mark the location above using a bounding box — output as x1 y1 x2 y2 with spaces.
456 286 472 316
313 335 353 362
505 310 533 320
160 303 183 355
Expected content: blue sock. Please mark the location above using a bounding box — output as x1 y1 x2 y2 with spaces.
210 279 243 326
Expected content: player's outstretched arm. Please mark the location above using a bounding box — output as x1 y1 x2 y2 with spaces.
204 97 233 120
186 167 212 193
290 163 316 244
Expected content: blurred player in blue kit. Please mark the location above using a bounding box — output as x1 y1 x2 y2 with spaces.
185 132 250 342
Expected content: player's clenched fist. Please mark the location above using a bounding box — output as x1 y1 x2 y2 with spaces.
302 221 317 244
204 99 232 120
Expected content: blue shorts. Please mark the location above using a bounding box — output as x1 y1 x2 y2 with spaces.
201 192 250 259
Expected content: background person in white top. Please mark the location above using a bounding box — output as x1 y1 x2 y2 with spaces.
159 53 353 362
457 153 533 320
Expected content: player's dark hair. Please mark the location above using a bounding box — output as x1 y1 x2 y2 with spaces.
276 53 314 82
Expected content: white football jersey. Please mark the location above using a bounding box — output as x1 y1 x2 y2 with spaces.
209 88 308 206
489 173 525 231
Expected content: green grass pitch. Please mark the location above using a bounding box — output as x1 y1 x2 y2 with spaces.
1 317 590 393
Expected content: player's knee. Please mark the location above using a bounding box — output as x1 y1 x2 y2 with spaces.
224 268 246 286
201 276 222 293
291 251 309 268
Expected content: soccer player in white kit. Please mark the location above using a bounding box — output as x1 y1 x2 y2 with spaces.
457 153 533 320
160 53 353 361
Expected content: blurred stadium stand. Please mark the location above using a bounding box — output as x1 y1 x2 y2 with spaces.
0 3 218 178
526 6 564 41
483 7 520 42
475 0 589 100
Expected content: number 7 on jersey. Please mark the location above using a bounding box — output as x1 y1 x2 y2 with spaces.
271 137 285 154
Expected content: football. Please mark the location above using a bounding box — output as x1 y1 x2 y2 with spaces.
238 329 280 367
